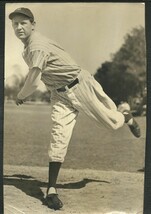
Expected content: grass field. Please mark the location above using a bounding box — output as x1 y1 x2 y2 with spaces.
4 102 146 172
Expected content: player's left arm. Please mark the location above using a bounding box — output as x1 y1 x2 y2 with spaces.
16 67 41 105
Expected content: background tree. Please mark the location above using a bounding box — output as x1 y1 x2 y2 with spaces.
5 65 25 100
94 26 146 106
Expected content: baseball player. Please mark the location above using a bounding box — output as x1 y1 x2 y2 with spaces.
9 7 141 210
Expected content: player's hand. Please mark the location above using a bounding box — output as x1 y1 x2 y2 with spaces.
15 98 24 106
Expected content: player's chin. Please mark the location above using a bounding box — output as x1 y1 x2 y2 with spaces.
16 34 26 40
18 36 26 40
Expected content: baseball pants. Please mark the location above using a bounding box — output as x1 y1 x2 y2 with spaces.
48 69 125 162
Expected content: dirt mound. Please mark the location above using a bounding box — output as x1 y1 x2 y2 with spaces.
4 165 144 214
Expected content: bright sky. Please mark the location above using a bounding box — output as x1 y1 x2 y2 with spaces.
5 3 145 90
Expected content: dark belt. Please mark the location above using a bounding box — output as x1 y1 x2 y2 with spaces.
57 78 79 92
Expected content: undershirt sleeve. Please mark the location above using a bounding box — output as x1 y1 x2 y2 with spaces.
17 67 41 100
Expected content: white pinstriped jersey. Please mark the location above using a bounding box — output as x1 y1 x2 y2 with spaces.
22 31 81 90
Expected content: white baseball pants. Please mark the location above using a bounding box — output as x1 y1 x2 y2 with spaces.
48 69 125 162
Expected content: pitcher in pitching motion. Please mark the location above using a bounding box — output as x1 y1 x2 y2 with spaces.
9 7 141 210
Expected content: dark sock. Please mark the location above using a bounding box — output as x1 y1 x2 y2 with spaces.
123 111 132 123
48 162 62 189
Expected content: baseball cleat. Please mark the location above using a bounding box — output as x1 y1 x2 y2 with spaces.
128 119 141 138
46 193 63 210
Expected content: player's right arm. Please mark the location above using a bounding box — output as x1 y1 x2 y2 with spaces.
16 39 49 106
16 67 41 105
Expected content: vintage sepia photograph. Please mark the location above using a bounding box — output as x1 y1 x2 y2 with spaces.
4 2 146 213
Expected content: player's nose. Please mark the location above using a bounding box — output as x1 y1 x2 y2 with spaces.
17 23 22 30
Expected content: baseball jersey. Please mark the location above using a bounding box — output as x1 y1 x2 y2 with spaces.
22 31 81 90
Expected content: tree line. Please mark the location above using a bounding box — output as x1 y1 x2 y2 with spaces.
94 26 146 108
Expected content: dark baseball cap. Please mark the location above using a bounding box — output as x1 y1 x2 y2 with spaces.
9 7 34 21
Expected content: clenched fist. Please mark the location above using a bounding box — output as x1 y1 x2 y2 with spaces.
16 97 25 106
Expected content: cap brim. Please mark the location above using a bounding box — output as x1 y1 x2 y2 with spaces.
9 11 33 20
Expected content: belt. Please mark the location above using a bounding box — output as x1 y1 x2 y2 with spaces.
57 78 79 92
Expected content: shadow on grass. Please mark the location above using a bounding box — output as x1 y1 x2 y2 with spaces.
4 174 110 205
137 167 145 172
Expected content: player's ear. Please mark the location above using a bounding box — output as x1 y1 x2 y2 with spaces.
32 21 36 30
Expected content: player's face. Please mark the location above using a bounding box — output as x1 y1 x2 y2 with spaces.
12 14 35 42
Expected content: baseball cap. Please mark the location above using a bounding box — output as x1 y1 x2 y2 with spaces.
9 7 34 21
